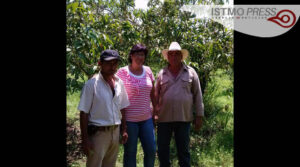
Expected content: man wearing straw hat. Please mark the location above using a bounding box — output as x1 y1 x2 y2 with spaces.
154 42 204 167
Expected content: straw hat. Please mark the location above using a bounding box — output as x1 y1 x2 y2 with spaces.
162 42 189 60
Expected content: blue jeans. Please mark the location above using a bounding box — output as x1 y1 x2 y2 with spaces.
157 122 191 167
124 118 156 167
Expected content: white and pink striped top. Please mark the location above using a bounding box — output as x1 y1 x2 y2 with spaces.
116 65 155 122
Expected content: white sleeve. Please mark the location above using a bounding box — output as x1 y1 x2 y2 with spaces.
77 82 94 113
119 81 130 110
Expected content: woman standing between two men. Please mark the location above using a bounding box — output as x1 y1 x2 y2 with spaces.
117 42 204 167
116 44 157 167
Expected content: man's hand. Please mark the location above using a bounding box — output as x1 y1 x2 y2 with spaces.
82 139 94 156
194 116 203 132
80 112 94 156
121 131 128 144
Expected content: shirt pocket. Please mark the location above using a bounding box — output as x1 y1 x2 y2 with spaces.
160 78 169 94
181 77 192 92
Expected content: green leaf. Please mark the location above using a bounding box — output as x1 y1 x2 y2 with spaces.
78 53 85 60
66 3 73 10
71 2 79 13
78 53 90 64
74 41 81 49
89 32 97 41
89 14 95 23
103 34 113 45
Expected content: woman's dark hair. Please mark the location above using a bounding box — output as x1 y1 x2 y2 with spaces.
128 44 148 64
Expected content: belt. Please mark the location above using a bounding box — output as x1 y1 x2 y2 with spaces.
89 125 119 132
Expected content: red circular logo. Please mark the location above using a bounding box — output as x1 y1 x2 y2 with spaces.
267 9 296 28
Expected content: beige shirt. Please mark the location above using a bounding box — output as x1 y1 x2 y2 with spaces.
78 72 130 126
155 64 204 122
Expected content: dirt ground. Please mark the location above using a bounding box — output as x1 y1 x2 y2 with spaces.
66 121 84 166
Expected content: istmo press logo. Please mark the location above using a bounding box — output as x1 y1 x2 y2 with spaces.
180 5 300 37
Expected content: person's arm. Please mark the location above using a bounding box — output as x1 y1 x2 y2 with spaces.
77 82 94 156
80 111 93 156
121 109 127 133
119 79 130 144
151 81 158 122
191 69 204 132
120 109 128 144
154 73 162 120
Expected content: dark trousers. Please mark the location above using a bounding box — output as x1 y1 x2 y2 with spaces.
157 122 191 167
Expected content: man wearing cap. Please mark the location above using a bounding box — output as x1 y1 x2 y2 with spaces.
155 42 204 167
78 50 130 167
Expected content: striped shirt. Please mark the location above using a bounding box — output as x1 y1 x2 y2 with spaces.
116 65 155 122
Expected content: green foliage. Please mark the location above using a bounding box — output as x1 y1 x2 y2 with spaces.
67 91 81 122
66 0 233 93
66 1 233 166
189 69 233 167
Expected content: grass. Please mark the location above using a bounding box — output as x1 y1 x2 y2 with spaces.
67 68 233 167
195 69 233 167
67 91 81 127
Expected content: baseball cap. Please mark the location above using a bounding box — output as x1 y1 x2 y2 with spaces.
100 50 120 61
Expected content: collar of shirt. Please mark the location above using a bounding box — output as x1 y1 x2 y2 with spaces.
97 71 120 83
96 72 121 92
163 63 189 81
163 63 189 74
